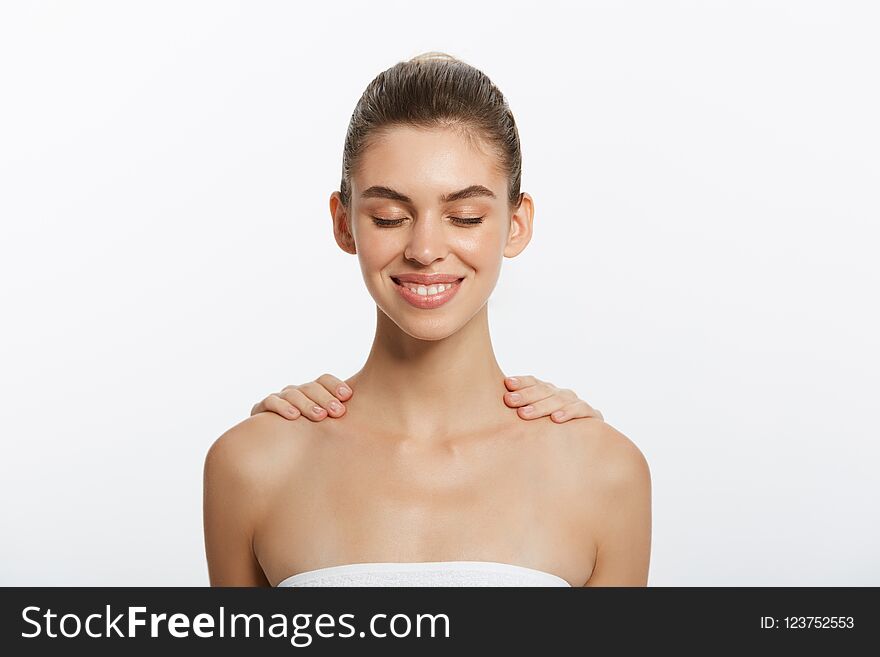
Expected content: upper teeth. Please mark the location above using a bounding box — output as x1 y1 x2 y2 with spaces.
400 281 456 295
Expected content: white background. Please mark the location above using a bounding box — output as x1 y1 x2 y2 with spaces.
1 0 877 586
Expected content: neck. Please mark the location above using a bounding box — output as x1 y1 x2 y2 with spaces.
344 304 510 442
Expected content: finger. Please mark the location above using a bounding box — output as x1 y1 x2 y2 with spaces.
548 401 590 423
515 393 574 420
279 387 329 421
316 373 353 401
551 401 604 422
296 381 347 418
252 397 280 417
261 393 302 420
563 399 604 421
504 375 539 391
504 381 569 408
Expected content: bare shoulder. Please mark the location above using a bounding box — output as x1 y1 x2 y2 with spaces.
203 412 318 586
544 417 651 518
204 412 315 500
581 418 650 490
546 417 649 484
562 418 652 585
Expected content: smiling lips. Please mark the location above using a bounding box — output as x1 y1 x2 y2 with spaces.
391 274 465 309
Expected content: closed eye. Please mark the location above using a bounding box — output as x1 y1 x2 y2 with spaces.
371 216 484 227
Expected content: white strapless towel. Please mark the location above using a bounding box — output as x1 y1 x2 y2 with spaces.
275 560 572 587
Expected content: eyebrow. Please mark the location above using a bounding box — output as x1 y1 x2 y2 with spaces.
360 184 497 204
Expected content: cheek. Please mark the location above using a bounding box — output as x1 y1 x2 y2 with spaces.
455 230 506 269
355 232 398 267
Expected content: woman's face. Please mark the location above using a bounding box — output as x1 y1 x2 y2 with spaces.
331 125 533 341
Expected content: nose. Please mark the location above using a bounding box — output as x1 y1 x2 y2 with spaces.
403 215 449 265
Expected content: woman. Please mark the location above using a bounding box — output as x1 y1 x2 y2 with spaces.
204 52 651 587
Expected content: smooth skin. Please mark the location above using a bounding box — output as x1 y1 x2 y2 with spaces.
251 373 604 423
205 125 651 587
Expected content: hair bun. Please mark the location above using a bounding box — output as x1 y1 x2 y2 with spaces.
409 51 458 63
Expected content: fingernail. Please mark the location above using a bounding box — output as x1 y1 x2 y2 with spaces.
522 405 534 414
508 377 519 386
338 386 351 397
329 401 342 413
312 405 325 415
288 406 299 416
508 393 521 403
552 411 565 420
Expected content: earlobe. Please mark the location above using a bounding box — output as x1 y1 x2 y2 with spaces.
334 218 357 255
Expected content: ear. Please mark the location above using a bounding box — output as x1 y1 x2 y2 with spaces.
503 192 534 258
330 192 357 254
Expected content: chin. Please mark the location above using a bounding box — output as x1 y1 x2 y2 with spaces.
389 316 462 341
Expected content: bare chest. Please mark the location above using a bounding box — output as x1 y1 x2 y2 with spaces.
253 425 598 586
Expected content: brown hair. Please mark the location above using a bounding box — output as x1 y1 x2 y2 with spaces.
339 51 524 212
